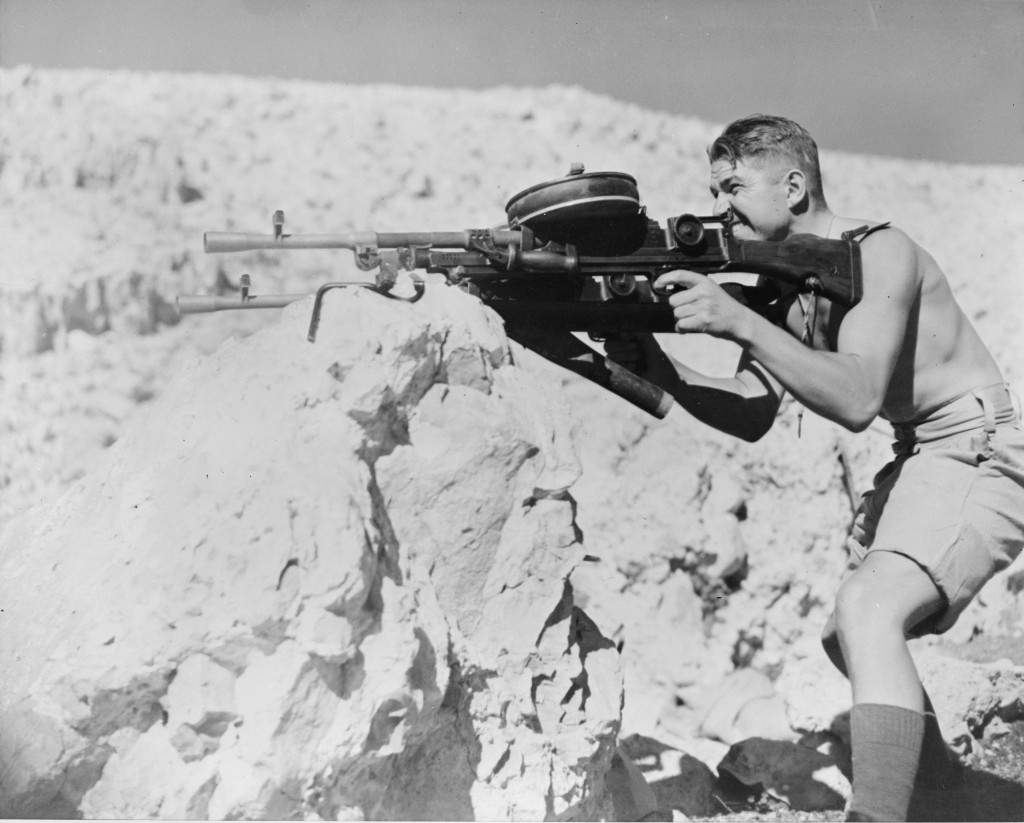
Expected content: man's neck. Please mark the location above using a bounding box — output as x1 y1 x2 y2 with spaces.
788 207 836 239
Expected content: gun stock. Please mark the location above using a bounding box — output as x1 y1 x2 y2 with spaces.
729 234 862 307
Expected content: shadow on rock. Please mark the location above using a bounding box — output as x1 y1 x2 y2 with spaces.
619 734 720 819
953 765 1024 823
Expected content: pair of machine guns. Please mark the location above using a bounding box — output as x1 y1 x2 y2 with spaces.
178 167 862 418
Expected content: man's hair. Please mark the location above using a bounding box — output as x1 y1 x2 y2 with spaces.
708 115 827 204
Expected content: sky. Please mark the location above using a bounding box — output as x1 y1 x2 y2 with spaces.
1 0 1022 165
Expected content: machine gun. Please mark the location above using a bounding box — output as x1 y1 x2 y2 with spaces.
178 167 864 418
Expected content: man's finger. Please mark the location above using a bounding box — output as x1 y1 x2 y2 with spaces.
674 315 708 334
668 286 704 308
672 303 709 332
673 303 700 322
653 269 706 293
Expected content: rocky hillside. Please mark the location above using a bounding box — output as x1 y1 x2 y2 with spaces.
1 286 633 818
1 67 1022 819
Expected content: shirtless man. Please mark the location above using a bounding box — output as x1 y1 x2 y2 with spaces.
607 115 1024 821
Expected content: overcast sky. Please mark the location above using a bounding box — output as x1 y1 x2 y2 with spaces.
1 0 1021 165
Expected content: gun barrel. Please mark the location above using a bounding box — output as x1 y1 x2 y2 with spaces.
204 229 523 254
176 294 306 314
203 232 379 253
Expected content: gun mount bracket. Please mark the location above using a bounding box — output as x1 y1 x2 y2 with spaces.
354 244 381 272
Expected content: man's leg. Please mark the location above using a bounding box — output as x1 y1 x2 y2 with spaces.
829 550 945 822
823 618 967 822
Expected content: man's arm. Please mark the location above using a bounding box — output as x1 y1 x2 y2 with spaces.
606 334 784 442
657 228 919 432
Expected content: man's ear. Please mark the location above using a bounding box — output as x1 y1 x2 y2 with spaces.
784 168 809 210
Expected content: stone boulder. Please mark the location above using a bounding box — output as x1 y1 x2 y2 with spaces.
0 286 625 819
716 737 849 812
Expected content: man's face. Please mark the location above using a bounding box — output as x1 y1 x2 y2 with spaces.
709 158 791 241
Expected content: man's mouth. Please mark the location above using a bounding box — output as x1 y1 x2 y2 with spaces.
719 211 744 233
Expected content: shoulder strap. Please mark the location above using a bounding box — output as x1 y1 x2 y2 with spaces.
842 221 892 242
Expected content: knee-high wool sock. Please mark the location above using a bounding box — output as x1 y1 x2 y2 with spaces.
848 703 925 822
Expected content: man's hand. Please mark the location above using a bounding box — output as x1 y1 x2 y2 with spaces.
603 334 647 373
604 332 672 376
654 270 752 342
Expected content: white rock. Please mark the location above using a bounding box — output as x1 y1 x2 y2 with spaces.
0 290 623 818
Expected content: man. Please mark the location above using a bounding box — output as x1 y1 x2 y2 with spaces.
607 115 1024 821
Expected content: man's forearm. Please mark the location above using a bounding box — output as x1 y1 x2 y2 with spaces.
739 312 881 431
643 350 780 442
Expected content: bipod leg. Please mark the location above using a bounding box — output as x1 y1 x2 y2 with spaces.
307 278 426 343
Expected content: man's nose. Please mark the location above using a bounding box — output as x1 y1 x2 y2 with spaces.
713 198 732 220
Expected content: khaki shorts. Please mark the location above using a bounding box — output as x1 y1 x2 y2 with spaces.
848 383 1024 635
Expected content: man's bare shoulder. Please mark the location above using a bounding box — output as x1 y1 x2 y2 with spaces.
835 219 923 296
833 217 913 249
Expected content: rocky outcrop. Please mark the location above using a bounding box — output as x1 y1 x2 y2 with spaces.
0 288 624 819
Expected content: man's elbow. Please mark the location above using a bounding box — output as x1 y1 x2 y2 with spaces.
838 399 882 433
735 396 781 441
842 417 874 434
737 418 775 442
728 408 777 442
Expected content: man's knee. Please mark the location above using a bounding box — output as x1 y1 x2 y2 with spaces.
833 571 901 641
833 551 944 638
